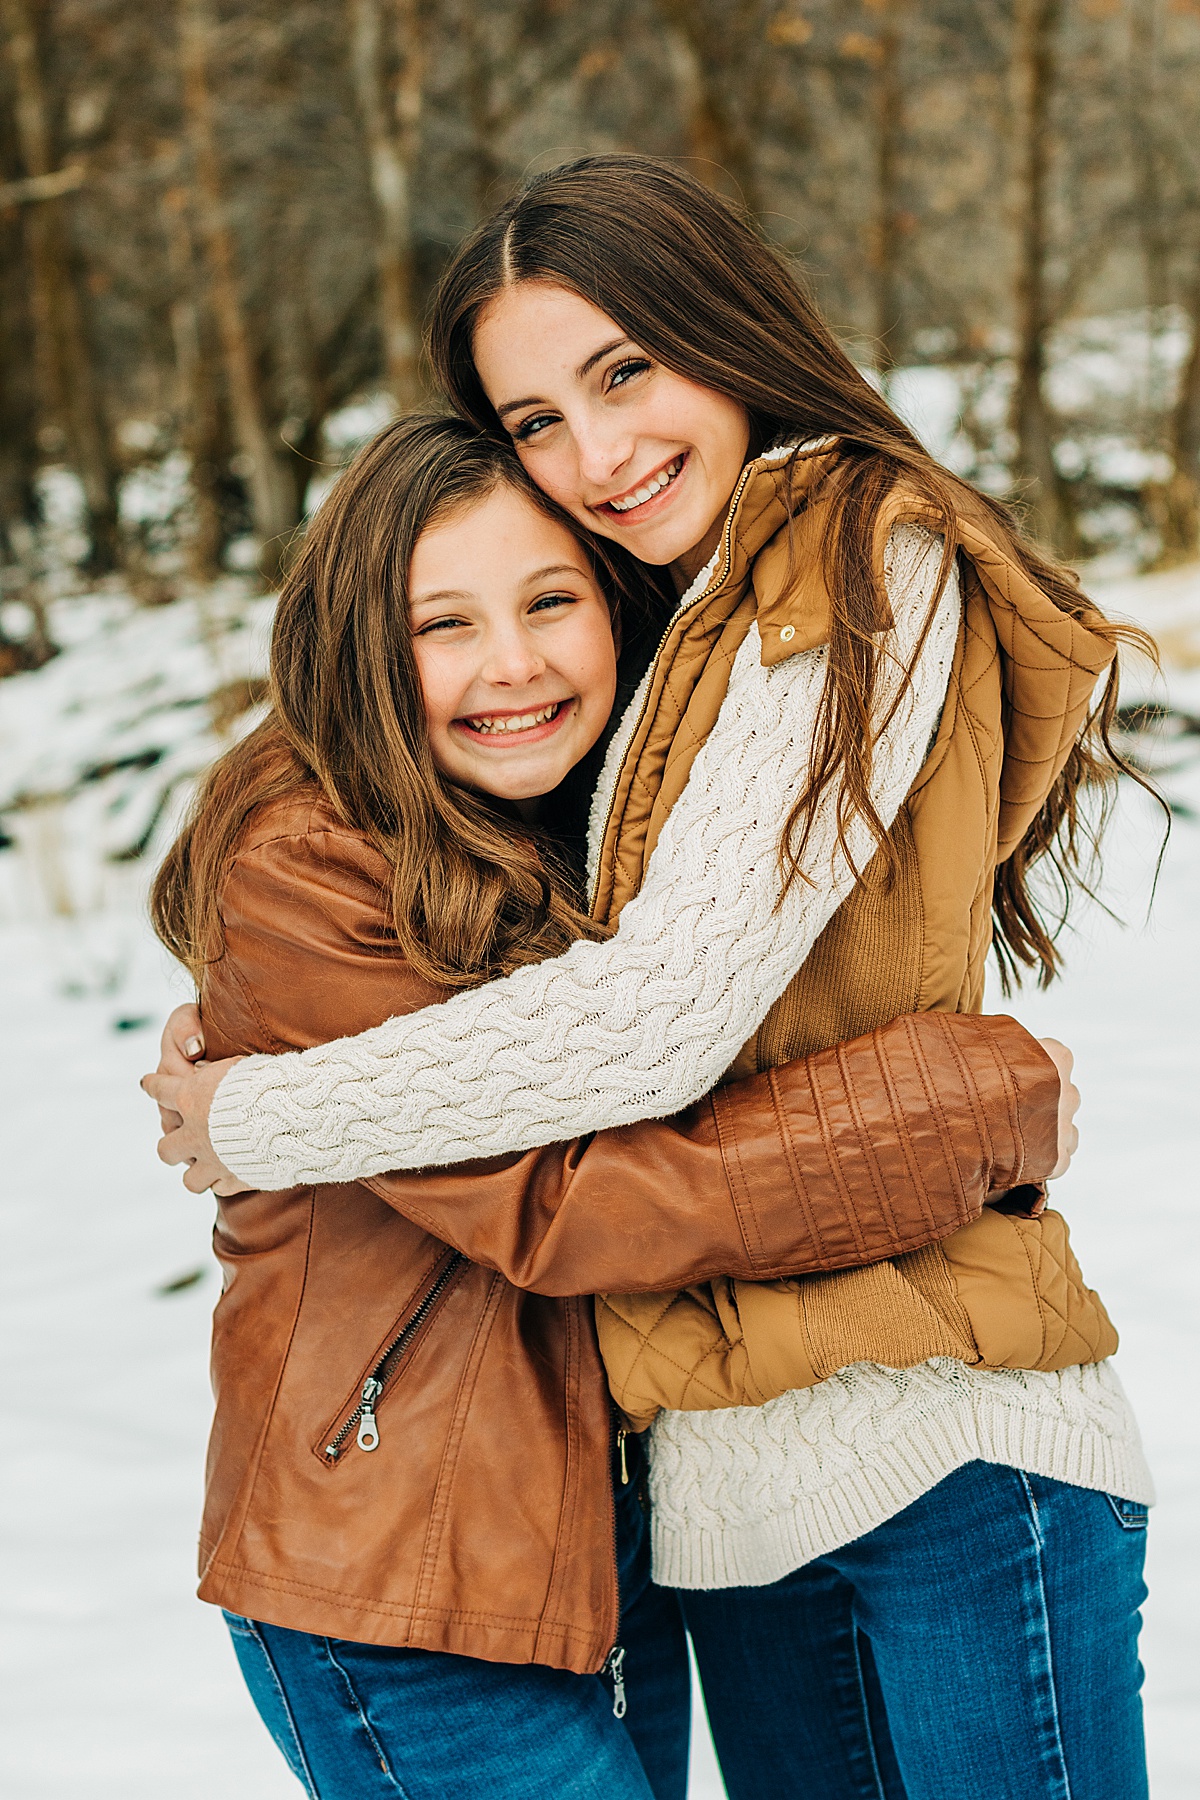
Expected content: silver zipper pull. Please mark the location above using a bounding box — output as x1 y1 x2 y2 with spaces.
356 1378 383 1452
606 1645 627 1719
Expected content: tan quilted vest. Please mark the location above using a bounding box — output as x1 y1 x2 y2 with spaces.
592 446 1120 1429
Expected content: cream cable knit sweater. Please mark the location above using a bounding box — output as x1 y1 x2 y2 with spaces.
649 1359 1152 1590
207 510 1152 1584
208 523 960 1188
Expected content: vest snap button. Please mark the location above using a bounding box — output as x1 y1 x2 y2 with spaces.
779 624 796 642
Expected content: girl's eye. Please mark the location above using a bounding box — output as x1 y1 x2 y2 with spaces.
414 615 468 636
608 357 651 392
529 591 576 614
512 411 558 443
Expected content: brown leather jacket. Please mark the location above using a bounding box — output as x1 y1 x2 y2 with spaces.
196 790 1059 1673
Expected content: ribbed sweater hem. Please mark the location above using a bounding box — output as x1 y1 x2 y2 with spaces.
650 1388 1154 1591
209 1065 277 1188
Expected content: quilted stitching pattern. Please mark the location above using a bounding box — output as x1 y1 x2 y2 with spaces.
600 1209 1117 1429
1006 1212 1120 1365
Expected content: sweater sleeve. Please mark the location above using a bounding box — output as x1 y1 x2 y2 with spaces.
209 525 961 1188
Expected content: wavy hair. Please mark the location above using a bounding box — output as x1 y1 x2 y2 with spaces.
428 153 1158 987
152 413 656 988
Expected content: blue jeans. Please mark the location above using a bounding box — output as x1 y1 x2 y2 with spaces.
224 1442 689 1799
682 1461 1149 1800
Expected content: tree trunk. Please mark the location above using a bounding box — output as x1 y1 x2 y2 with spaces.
1010 0 1076 554
868 1 905 376
1131 0 1198 566
0 218 39 572
348 0 423 411
2 0 122 574
161 184 226 580
1128 0 1168 417
178 0 296 582
453 0 505 216
1151 258 1200 564
659 0 763 218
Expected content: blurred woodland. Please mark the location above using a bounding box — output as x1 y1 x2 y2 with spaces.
4 0 1200 675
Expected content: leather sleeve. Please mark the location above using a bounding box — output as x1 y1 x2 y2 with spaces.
204 822 1061 1297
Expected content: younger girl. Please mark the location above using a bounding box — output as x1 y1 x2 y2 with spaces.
148 413 1061 1799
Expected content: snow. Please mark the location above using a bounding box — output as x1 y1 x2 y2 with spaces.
1 565 1198 1797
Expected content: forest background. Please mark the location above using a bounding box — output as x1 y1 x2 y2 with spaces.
2 3 1199 1797
4 0 1200 626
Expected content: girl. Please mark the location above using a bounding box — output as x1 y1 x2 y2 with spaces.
147 413 1063 1800
150 158 1149 1798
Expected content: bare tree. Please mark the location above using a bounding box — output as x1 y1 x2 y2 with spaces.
1153 257 1200 563
177 0 296 580
837 2 909 374
451 0 616 218
1009 0 1076 552
1142 0 1200 564
2 0 122 572
657 0 767 215
1128 0 1169 379
348 0 424 410
161 183 226 579
867 0 906 374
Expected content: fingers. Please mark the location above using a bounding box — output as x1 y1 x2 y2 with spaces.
156 1122 239 1190
142 1053 247 1197
141 1070 183 1112
1039 1038 1082 1181
182 1160 221 1194
156 1126 194 1169
160 1003 205 1075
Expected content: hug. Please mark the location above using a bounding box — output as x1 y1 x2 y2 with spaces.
143 155 1153 1800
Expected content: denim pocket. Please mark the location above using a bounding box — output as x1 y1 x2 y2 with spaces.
1105 1494 1149 1530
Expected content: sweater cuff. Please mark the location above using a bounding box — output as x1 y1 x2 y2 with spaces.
208 1053 297 1191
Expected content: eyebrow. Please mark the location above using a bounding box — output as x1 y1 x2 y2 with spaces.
521 562 589 586
493 337 634 421
409 564 587 608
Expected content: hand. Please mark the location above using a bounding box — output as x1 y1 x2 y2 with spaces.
141 1055 251 1196
1037 1038 1080 1180
161 1001 206 1072
152 1003 206 1134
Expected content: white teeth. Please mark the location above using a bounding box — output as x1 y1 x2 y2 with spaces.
465 703 561 736
609 457 683 513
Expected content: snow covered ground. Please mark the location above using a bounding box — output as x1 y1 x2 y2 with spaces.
1 563 1197 1797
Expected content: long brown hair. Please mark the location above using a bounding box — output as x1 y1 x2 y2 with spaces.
153 413 651 989
429 154 1157 987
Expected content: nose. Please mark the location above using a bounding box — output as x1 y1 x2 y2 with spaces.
479 622 546 689
573 412 635 490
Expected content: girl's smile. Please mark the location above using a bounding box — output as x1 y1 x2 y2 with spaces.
594 451 688 522
457 699 568 738
473 283 750 591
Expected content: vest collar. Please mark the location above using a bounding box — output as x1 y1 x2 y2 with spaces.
672 438 841 635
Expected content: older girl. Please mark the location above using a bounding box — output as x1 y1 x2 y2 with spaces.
151 159 1148 1799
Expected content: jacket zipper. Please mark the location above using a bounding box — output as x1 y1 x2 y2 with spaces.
603 1421 634 1717
586 457 759 916
322 1252 466 1463
585 438 837 914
